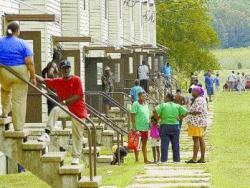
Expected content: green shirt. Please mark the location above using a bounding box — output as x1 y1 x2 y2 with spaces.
131 101 150 131
155 102 188 125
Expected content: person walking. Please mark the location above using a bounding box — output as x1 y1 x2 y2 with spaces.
37 60 87 165
101 66 114 115
161 63 172 88
214 74 220 92
185 87 208 163
205 72 214 102
130 91 152 164
0 22 36 131
130 79 144 103
228 71 236 91
153 93 188 163
138 60 149 93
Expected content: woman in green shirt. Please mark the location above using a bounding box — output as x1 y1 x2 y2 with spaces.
130 91 151 163
153 93 188 163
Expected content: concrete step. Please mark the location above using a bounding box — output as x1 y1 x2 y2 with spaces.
97 155 113 164
22 140 47 150
41 152 67 163
78 176 102 188
0 117 12 125
135 177 209 183
59 165 84 175
4 129 30 138
126 182 209 188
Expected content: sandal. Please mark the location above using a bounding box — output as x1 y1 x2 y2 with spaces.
197 159 206 163
185 159 197 164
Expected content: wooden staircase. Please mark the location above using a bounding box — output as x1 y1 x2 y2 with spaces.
0 117 102 188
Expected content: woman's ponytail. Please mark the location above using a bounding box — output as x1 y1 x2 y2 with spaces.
6 22 19 37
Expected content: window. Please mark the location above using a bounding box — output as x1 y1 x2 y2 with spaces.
114 63 121 82
148 56 152 69
140 55 143 65
105 0 108 19
97 62 103 85
67 56 75 75
154 58 159 72
160 55 164 68
129 57 133 74
119 0 122 19
132 5 134 21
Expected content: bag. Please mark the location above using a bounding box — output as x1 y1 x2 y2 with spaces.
128 131 141 150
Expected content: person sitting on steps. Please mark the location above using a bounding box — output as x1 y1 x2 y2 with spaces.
37 60 88 165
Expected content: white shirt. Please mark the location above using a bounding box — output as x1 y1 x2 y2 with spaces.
138 65 149 80
228 74 236 82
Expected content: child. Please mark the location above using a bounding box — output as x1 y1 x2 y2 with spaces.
111 145 128 165
150 117 160 163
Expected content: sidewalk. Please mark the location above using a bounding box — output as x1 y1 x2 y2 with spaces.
126 105 214 188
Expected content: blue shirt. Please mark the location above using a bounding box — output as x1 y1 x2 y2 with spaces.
205 76 214 88
214 77 220 86
130 86 144 102
161 64 172 76
0 36 33 66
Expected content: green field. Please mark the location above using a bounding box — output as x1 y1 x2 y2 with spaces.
208 91 250 188
212 47 250 70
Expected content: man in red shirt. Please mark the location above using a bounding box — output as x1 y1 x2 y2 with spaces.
37 60 87 165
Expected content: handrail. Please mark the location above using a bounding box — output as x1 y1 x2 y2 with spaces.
40 84 127 167
85 91 129 115
39 83 98 175
0 63 94 181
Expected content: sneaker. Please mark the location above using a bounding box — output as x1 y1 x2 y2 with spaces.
71 157 80 165
38 133 50 143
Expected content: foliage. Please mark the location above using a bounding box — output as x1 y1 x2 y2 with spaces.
156 0 220 78
209 0 250 48
208 90 250 187
212 47 250 70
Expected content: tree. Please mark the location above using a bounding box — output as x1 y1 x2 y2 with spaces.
156 0 220 78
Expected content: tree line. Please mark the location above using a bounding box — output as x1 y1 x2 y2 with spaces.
209 0 250 48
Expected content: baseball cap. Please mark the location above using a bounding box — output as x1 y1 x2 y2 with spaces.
60 60 71 69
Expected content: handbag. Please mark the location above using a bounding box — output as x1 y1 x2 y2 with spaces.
127 131 141 150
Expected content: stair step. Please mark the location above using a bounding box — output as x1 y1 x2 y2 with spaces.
102 130 114 136
97 155 113 163
4 129 30 138
0 117 12 125
22 140 47 150
78 176 102 188
41 152 67 162
82 147 101 154
59 165 84 175
50 129 72 136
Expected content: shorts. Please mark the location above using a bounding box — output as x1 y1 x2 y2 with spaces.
150 138 160 147
103 93 113 105
188 124 205 137
139 131 148 140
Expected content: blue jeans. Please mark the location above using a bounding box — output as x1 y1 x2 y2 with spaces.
160 125 180 162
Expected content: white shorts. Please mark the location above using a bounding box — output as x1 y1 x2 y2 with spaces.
150 138 160 147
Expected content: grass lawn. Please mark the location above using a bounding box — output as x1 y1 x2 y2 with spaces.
212 47 250 70
0 172 51 188
208 91 250 188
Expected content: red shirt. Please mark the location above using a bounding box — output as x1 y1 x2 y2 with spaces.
45 76 87 119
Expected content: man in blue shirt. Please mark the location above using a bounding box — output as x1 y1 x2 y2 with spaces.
130 79 144 103
0 22 36 131
161 63 172 87
205 72 214 102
